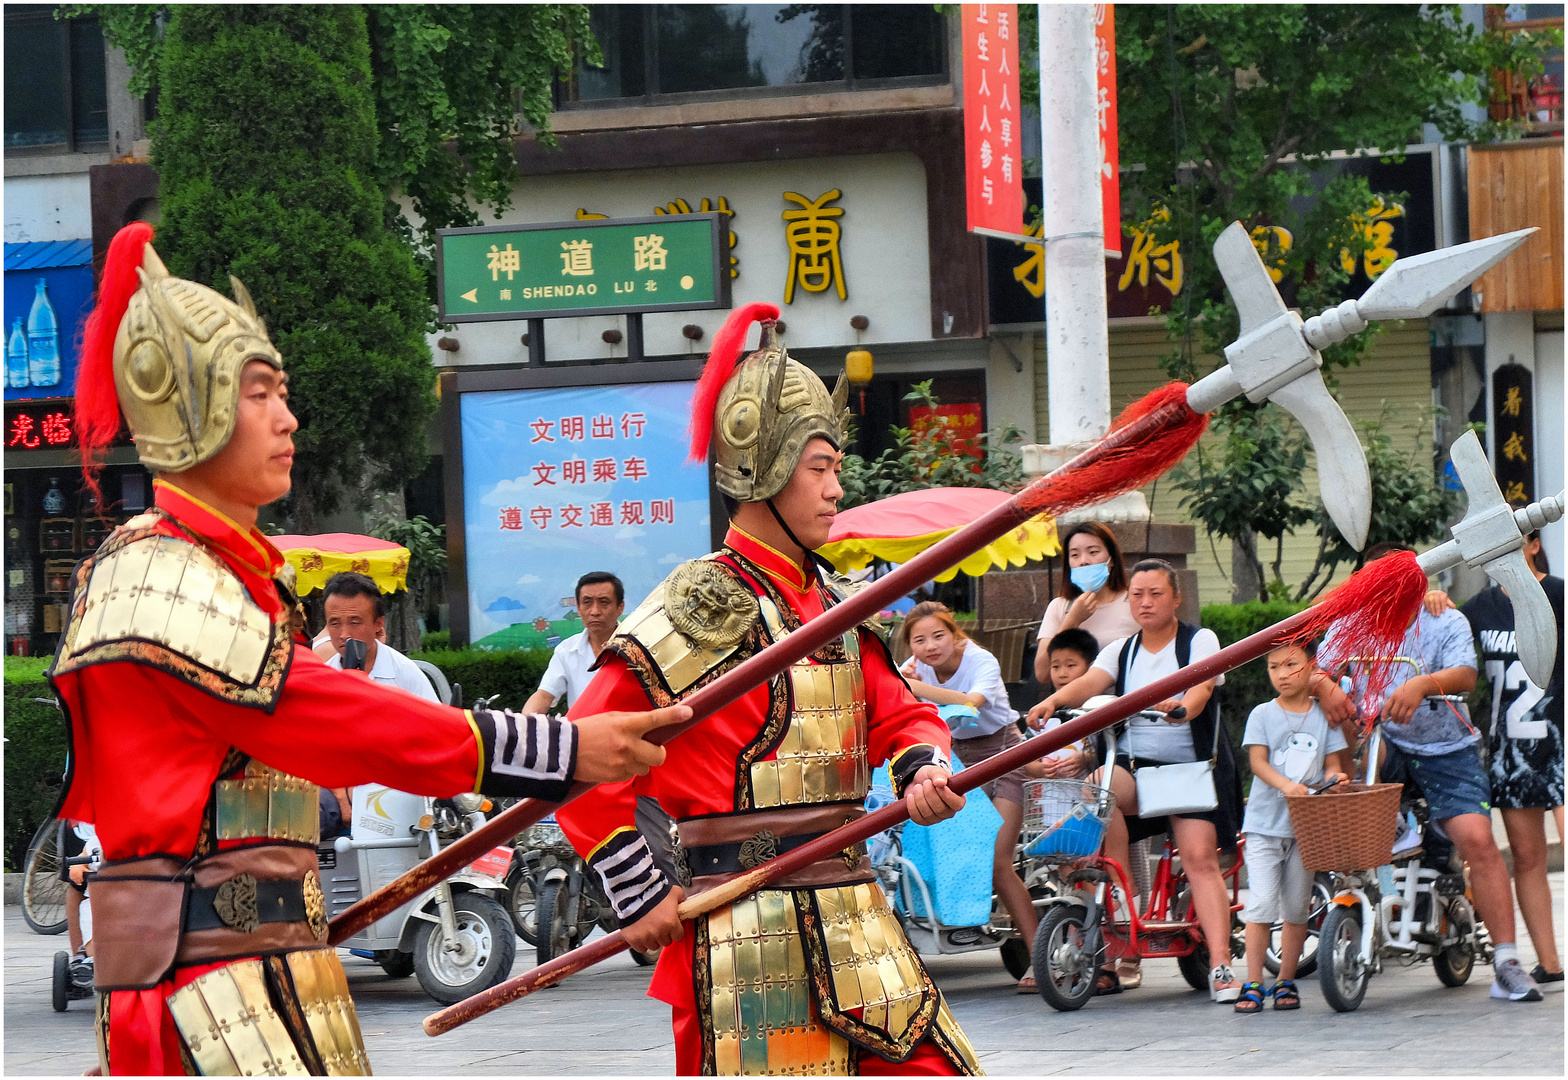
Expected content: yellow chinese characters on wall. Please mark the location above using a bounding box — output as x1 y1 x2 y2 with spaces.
1121 207 1184 296
1339 197 1405 280
782 189 848 303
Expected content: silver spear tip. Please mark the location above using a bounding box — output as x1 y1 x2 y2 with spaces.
1356 228 1537 321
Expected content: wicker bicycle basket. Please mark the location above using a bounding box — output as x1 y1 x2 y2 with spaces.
1283 782 1403 872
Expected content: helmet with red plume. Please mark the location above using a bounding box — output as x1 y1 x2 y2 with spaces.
688 302 849 503
74 223 283 499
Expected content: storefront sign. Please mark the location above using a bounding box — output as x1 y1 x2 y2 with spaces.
1491 363 1534 505
4 240 94 402
437 214 730 323
1095 5 1121 258
458 380 711 649
962 4 1023 237
4 402 76 450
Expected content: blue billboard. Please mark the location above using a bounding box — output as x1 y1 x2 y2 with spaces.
460 380 712 649
4 239 94 401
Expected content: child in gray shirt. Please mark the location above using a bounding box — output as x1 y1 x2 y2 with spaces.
1235 641 1351 1012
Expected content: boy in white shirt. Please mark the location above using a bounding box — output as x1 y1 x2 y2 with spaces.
1235 640 1350 1013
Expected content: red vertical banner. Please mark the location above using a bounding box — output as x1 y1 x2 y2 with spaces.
963 4 1023 237
1094 4 1121 257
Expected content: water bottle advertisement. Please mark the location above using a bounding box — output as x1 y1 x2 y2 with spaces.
4 242 94 402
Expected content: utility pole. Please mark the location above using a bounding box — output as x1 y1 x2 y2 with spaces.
1038 4 1111 446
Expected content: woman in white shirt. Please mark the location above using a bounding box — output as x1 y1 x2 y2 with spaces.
900 601 1038 992
1028 560 1244 1002
1033 522 1140 685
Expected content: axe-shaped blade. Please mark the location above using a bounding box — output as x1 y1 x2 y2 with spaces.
1417 430 1564 686
1188 222 1370 548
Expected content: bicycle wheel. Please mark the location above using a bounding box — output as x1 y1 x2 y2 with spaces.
1265 872 1333 977
1433 896 1476 988
1033 904 1099 1011
23 820 69 936
1317 905 1369 1012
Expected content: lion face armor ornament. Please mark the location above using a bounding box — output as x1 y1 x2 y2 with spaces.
691 301 851 504
76 222 285 483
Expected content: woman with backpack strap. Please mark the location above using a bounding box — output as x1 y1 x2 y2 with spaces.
1028 559 1246 1000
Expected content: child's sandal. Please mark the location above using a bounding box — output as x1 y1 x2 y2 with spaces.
1272 979 1301 1010
1233 982 1267 1013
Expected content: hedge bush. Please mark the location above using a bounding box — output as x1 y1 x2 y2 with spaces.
4 658 67 872
409 647 553 711
1200 600 1308 794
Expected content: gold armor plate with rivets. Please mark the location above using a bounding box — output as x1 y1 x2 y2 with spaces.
749 631 869 809
166 959 306 1076
284 949 371 1075
215 760 320 845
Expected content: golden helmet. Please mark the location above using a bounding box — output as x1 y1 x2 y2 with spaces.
78 223 283 476
692 303 849 504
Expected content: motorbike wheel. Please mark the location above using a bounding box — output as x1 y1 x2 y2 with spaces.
1433 898 1476 988
375 949 415 978
1317 905 1369 1012
52 951 70 1012
536 879 578 966
1265 872 1332 977
508 870 540 946
1000 936 1032 980
1033 905 1098 1012
24 821 69 936
411 893 517 1006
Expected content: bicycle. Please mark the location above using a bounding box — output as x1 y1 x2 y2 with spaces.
22 817 69 936
1029 709 1245 1011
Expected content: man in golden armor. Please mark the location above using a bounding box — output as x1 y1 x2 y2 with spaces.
52 222 686 1075
557 301 983 1075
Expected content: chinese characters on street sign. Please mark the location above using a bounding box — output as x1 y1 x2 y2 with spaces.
1491 364 1534 505
1095 5 1121 257
962 4 1023 237
437 214 730 323
460 381 711 650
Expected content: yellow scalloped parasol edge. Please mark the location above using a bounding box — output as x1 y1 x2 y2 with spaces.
819 515 1059 583
283 547 411 597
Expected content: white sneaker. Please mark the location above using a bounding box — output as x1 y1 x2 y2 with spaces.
1491 958 1544 1001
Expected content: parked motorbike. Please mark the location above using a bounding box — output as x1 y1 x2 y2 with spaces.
320 786 517 1004
514 815 660 967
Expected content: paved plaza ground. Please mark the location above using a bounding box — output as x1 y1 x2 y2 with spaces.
6 874 1563 1075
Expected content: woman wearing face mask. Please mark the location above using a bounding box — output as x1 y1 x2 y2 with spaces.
900 601 1040 993
1033 522 1138 685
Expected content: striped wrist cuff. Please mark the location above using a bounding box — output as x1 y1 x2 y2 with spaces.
587 828 673 925
472 707 577 803
889 744 951 798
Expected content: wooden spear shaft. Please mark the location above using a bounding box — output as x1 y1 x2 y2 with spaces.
326 401 1188 946
422 601 1321 1035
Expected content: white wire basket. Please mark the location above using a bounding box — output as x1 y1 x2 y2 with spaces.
1021 778 1117 859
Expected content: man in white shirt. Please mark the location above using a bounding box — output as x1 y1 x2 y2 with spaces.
322 571 440 703
523 572 625 713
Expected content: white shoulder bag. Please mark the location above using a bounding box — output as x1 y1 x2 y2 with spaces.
1120 637 1220 818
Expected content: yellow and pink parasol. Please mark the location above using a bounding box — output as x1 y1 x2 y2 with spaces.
270 533 411 596
819 488 1058 582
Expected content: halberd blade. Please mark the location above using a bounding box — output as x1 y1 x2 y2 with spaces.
1357 229 1537 320
1270 373 1370 550
1213 222 1288 336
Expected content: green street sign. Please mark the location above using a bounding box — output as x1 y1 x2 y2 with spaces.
436 213 731 323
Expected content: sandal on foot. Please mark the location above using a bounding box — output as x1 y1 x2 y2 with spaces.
1094 967 1123 995
1210 964 1242 1003
1233 981 1267 1013
1016 966 1037 994
1115 957 1143 989
1272 979 1301 1010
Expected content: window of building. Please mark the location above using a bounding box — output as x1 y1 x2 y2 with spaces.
563 4 945 105
4 6 108 151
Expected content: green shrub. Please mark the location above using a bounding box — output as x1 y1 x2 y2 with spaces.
410 648 553 711
420 629 452 652
1202 600 1308 794
3 663 66 871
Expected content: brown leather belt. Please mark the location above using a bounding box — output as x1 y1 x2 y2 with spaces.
678 802 874 892
87 845 325 991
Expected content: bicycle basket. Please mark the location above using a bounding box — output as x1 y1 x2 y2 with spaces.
1021 778 1116 858
1284 782 1403 872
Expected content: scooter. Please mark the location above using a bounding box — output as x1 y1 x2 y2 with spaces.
515 814 661 968
320 785 518 1005
51 828 100 1013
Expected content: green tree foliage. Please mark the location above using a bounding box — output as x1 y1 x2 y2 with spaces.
1110 5 1553 598
151 6 436 525
839 381 1025 510
63 5 598 258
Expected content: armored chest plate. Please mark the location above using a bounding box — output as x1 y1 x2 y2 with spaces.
749 632 870 809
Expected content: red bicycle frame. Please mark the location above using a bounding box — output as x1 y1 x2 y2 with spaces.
1064 837 1245 960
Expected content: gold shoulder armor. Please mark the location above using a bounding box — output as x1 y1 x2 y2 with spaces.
604 557 765 704
53 530 288 708
822 571 888 639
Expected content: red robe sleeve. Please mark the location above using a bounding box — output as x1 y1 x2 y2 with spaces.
556 655 672 925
